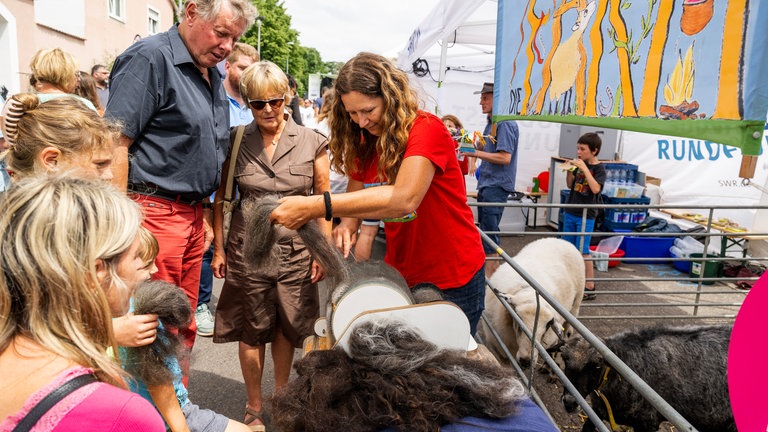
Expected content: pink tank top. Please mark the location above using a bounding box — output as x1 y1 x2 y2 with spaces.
1 366 163 432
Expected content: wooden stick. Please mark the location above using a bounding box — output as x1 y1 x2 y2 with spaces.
739 155 757 179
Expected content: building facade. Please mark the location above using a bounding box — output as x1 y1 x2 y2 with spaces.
0 0 177 96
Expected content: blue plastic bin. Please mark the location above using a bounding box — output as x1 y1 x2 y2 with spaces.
619 236 674 264
673 259 692 273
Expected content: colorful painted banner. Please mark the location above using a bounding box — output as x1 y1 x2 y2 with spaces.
494 0 768 156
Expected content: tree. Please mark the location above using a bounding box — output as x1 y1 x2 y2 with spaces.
323 61 343 76
241 0 296 68
175 1 333 97
239 0 337 98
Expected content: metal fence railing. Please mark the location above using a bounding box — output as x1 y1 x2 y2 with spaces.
471 200 765 431
477 230 699 432
470 200 767 321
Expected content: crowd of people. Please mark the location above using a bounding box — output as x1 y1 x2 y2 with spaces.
0 0 570 431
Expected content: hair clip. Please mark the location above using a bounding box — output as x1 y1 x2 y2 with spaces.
1 97 25 147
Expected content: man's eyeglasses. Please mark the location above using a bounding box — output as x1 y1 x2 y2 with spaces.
248 97 285 111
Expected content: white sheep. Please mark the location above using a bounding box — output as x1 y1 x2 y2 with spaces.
481 238 585 364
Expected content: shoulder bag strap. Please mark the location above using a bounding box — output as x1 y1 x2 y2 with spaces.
13 374 98 432
223 125 246 211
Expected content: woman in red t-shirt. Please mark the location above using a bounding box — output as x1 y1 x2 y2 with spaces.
271 52 487 334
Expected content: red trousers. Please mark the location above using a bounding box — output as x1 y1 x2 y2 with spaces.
132 194 205 385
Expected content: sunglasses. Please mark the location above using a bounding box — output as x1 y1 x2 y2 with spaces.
248 97 285 111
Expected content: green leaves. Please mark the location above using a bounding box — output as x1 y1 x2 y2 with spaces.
238 0 337 97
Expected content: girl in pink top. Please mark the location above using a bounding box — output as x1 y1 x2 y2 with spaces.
0 175 163 431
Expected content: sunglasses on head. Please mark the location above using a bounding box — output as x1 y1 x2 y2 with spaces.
248 97 285 110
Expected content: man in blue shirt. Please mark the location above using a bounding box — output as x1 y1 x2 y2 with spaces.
223 42 259 128
106 0 257 372
465 82 520 277
195 41 258 337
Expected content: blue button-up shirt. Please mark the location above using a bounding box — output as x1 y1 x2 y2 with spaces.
106 25 229 200
228 94 253 127
478 117 519 193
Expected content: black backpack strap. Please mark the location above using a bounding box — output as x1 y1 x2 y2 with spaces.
13 373 98 432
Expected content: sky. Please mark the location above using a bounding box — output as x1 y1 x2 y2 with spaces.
281 0 442 63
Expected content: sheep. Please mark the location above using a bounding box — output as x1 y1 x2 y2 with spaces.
481 238 585 365
560 325 735 432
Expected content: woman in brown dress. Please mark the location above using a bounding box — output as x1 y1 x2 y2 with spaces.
210 60 330 431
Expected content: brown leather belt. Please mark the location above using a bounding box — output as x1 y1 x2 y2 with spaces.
128 183 203 206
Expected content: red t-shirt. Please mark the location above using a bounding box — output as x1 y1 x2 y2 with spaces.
350 112 485 289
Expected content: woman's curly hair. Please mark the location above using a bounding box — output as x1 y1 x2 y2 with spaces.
269 320 528 432
328 52 420 184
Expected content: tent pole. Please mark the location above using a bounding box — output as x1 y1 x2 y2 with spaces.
436 39 448 115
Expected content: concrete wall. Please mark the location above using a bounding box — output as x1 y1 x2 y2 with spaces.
0 0 175 95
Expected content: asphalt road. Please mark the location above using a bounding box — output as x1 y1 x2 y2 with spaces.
187 276 305 429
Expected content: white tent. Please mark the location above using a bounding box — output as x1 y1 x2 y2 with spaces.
396 0 497 133
396 0 494 69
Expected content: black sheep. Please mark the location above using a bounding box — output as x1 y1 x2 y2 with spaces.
561 325 735 432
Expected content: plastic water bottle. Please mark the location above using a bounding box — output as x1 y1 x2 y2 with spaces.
674 237 705 254
612 170 625 198
604 170 615 197
670 245 687 258
618 169 627 185
603 180 613 198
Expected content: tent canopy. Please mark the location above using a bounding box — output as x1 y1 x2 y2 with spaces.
396 0 497 127
397 0 496 71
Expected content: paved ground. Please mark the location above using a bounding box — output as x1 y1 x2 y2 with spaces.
187 277 306 428
186 228 749 430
